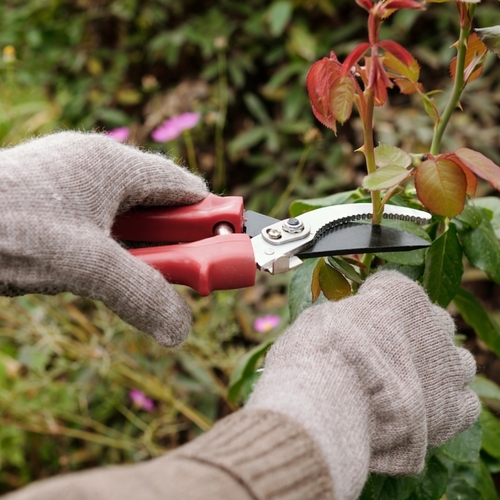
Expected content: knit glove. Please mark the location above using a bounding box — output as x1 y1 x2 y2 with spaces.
247 271 480 500
0 132 208 346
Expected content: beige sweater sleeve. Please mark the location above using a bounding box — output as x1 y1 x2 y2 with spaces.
2 410 334 500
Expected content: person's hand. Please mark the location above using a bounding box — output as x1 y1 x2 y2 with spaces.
247 271 481 500
0 132 208 346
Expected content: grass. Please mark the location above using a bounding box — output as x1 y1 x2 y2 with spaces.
0 274 287 491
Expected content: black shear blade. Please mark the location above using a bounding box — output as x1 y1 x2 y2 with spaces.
298 223 430 258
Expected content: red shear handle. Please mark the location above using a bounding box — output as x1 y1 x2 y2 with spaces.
129 234 256 295
113 194 244 243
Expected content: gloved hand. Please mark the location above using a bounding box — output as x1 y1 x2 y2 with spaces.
247 271 481 500
0 132 208 346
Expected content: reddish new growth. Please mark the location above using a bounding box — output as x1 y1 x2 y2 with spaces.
306 0 500 219
306 0 424 135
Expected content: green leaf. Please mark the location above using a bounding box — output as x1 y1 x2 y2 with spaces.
382 218 432 240
227 126 268 156
470 375 500 410
287 23 317 61
437 455 498 500
374 144 412 169
267 0 293 37
228 339 273 404
444 473 482 500
423 224 463 307
264 62 305 92
473 197 500 239
359 474 417 500
243 93 271 124
375 218 431 266
415 158 467 218
375 248 426 266
482 453 500 474
318 259 352 301
454 203 483 230
327 256 363 284
480 407 500 460
458 207 500 284
407 453 448 500
363 165 412 191
289 258 326 322
440 420 482 464
289 190 359 217
378 262 424 281
421 93 440 121
453 288 500 358
475 26 500 59
474 459 499 500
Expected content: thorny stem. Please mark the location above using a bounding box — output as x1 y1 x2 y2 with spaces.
430 22 470 155
269 144 312 218
362 88 382 224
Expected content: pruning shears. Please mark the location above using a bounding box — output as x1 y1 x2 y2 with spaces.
112 194 431 295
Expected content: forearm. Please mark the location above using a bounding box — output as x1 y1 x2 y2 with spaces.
2 410 334 500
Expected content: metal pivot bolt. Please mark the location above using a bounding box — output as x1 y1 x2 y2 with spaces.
282 217 304 234
266 228 282 240
261 217 311 245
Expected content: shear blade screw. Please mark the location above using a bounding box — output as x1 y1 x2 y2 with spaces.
266 228 282 240
282 218 304 234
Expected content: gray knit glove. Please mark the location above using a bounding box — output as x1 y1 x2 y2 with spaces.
0 132 208 346
247 271 480 500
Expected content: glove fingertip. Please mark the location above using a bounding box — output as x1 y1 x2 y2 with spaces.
115 262 193 347
146 294 192 347
72 239 193 348
362 270 418 291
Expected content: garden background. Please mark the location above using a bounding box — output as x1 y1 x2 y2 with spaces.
0 0 500 497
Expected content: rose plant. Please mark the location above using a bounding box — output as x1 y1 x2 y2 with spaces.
231 0 500 497
288 0 500 497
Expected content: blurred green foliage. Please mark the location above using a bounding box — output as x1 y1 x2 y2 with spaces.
0 283 288 492
1 0 500 497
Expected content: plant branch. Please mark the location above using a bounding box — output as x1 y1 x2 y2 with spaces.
362 88 382 224
430 23 470 155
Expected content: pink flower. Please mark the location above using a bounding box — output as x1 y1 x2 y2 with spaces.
253 314 281 333
151 112 201 142
106 126 130 142
129 389 155 412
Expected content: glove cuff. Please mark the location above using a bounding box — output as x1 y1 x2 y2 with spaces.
247 348 372 500
174 409 334 500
